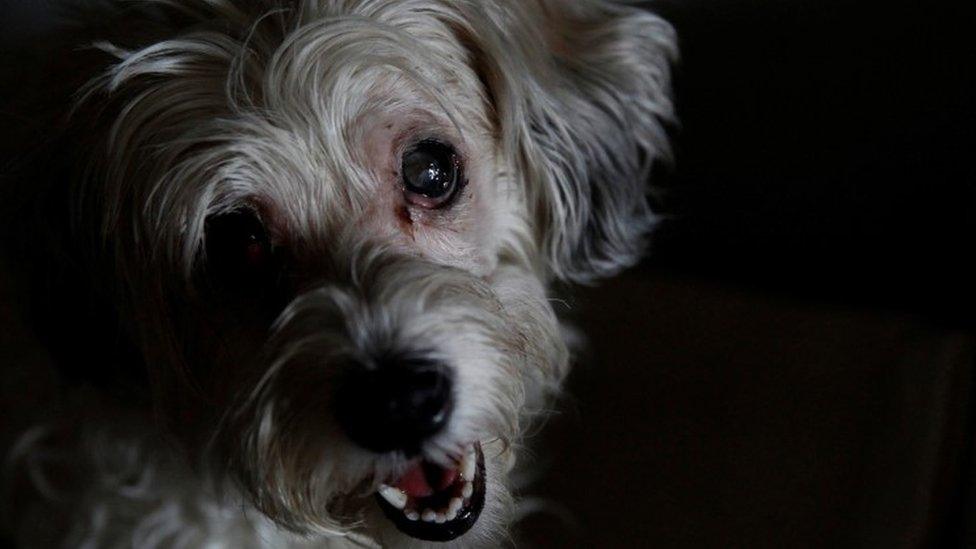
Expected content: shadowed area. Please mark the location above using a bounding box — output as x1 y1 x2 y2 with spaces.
520 0 975 546
520 272 974 547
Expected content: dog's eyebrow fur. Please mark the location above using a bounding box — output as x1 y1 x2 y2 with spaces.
74 2 495 274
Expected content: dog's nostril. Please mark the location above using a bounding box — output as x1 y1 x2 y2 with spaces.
335 357 453 455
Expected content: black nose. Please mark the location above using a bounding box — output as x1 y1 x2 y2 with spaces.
335 356 453 455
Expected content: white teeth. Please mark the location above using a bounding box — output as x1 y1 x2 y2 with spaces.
461 449 476 481
378 485 408 510
399 498 465 524
382 448 480 525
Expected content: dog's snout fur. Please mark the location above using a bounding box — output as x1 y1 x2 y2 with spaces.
1 1 676 546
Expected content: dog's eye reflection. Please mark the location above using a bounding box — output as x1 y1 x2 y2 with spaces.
204 211 275 290
401 139 461 208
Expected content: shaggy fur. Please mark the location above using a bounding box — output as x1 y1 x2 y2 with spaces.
0 1 675 547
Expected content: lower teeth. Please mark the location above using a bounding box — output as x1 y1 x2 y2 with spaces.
401 482 473 523
379 445 480 523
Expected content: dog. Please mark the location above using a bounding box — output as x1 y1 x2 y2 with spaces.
0 1 675 546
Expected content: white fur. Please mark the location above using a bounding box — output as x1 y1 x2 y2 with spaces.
1 1 675 547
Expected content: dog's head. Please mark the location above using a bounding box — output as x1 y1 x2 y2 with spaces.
49 0 674 545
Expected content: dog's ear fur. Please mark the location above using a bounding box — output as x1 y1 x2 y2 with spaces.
463 1 677 283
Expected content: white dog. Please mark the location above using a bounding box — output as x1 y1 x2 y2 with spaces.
0 1 675 546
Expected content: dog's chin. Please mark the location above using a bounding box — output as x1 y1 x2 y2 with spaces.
373 442 487 542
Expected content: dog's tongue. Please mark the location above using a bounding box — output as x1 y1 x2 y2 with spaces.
393 460 459 498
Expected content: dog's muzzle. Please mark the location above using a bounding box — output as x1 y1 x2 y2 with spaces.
334 356 487 541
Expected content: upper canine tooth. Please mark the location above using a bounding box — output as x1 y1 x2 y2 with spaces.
461 452 476 481
378 485 407 509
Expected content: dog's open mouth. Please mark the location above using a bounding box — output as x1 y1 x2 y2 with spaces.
375 443 486 542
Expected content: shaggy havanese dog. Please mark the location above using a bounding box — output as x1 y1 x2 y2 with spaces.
0 0 675 546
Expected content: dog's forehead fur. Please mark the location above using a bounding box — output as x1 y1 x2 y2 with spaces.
1 0 676 547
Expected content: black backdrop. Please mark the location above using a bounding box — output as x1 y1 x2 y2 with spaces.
520 1 976 547
647 0 975 326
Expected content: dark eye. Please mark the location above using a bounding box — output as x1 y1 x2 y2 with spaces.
204 210 275 290
401 139 462 208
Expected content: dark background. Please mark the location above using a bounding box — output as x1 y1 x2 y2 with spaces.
520 1 976 547
2 0 975 547
648 0 975 324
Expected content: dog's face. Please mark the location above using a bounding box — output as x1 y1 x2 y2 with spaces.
60 0 674 545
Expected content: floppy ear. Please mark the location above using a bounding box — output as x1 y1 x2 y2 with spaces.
469 1 677 283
